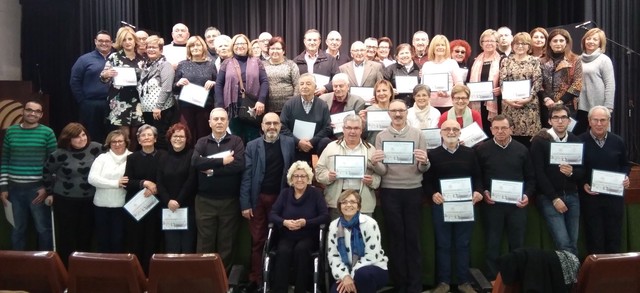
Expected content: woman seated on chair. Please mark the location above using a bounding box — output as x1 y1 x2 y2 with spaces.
269 160 329 293
327 190 389 293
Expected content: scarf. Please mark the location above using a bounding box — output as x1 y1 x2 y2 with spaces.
337 212 365 270
447 107 474 127
469 51 501 117
222 56 260 110
412 105 432 129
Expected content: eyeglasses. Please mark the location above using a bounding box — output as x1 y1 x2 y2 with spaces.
263 121 280 126
454 50 466 54
340 200 358 206
453 97 469 101
590 118 609 124
514 43 529 47
110 140 125 145
96 40 112 44
388 109 407 114
550 116 570 122
441 127 461 133
24 108 43 114
343 126 362 132
293 174 308 179
378 46 390 50
172 135 186 140
482 40 497 44
234 42 248 47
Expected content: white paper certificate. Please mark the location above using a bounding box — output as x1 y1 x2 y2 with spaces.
313 74 331 88
334 155 366 179
422 128 442 149
366 110 391 131
549 142 583 165
422 73 450 91
163 46 187 66
123 189 160 221
4 201 14 227
491 179 524 204
395 76 419 93
502 80 531 100
207 150 231 159
382 141 415 164
350 87 375 104
330 110 356 134
113 67 137 86
443 201 475 222
459 122 488 147
591 169 626 196
567 117 577 132
162 208 188 230
178 83 209 108
467 81 494 101
440 177 473 201
293 120 317 140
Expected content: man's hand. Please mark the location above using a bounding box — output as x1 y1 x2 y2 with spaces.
1 191 8 207
168 200 180 212
32 187 47 205
371 150 384 164
472 191 483 204
143 181 157 195
242 208 253 219
516 194 529 208
298 140 313 152
223 151 235 165
553 198 568 213
483 190 495 204
432 192 444 205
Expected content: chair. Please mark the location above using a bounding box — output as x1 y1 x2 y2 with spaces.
67 252 147 293
574 253 640 293
147 253 228 293
492 273 520 293
0 250 68 293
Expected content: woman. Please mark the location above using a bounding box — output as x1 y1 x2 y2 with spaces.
470 29 502 134
101 26 144 151
499 32 543 147
215 33 269 144
450 39 472 83
575 28 615 135
251 39 262 58
264 36 300 113
377 37 396 67
327 190 389 293
156 123 197 253
360 80 395 144
407 84 441 129
123 124 166 273
421 35 462 113
88 129 132 253
540 29 583 127
174 36 217 146
384 43 420 106
43 123 102 265
438 84 482 128
529 27 549 58
139 35 176 150
269 161 329 293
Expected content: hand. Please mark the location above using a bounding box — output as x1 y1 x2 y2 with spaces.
623 176 630 189
143 181 157 195
283 219 301 230
553 198 568 213
294 218 307 227
328 171 337 182
483 190 495 204
559 164 573 177
168 200 180 212
371 150 384 164
517 194 529 208
204 80 215 90
362 175 373 187
544 97 555 108
314 87 327 96
255 101 265 116
432 192 444 205
119 176 129 188
176 78 190 87
358 109 367 122
437 91 447 97
472 191 483 204
298 140 313 152
152 108 161 120
242 208 253 219
1 191 8 207
32 187 47 205
492 87 501 96
223 151 235 165
583 183 599 195
414 149 428 164
101 67 117 79
337 275 357 293
45 195 54 206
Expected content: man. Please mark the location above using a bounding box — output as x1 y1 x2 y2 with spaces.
319 73 366 115
1 100 57 250
325 30 350 66
279 73 332 164
497 26 513 57
579 106 630 254
257 32 273 60
364 37 379 61
476 115 535 281
204 26 221 60
292 29 340 95
315 114 383 220
339 41 384 88
530 105 585 255
192 108 245 271
240 112 295 292
213 34 232 72
164 23 190 68
374 99 430 293
412 30 430 67
424 119 483 293
135 30 149 57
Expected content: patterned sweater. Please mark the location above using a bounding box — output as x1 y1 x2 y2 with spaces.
43 141 103 198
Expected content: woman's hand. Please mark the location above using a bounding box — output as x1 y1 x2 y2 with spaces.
432 192 444 205
119 176 129 188
176 78 190 87
143 180 157 195
337 275 357 293
152 108 161 120
255 101 265 116
204 80 215 90
472 191 483 204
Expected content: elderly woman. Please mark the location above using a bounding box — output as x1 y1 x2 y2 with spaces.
327 190 389 293
359 80 395 144
470 29 502 134
264 36 300 113
269 161 329 293
407 84 441 129
438 84 482 128
251 39 262 58
88 129 132 253
43 123 102 265
421 35 462 113
384 43 421 106
529 27 548 58
450 39 472 83
215 33 269 143
101 26 144 151
499 32 543 147
139 35 176 150
377 37 396 67
174 36 217 146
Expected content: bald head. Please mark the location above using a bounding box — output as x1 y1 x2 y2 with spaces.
171 23 190 45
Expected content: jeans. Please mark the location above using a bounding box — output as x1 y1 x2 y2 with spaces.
538 193 580 255
432 203 474 284
9 183 53 250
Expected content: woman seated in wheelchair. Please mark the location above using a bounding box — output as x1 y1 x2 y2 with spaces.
269 161 329 293
328 190 389 293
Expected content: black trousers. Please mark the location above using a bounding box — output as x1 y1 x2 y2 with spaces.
53 195 94 267
580 192 624 254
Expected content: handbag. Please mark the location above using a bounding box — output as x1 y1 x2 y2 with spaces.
233 59 262 124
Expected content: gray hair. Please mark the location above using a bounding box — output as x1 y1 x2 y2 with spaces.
137 124 158 138
588 105 611 120
342 113 363 126
332 73 349 84
214 34 231 47
299 73 316 84
412 84 431 96
286 161 314 186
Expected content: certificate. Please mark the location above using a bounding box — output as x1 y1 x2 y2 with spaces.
443 201 474 222
422 73 450 91
313 74 330 88
293 120 316 140
490 179 524 204
567 117 577 132
422 128 442 149
395 76 419 94
591 169 626 196
113 67 137 86
4 201 14 227
330 110 356 134
334 155 366 179
467 81 494 101
382 141 415 164
123 189 160 221
350 87 375 104
162 208 188 230
179 83 209 108
163 46 187 65
549 142 583 165
440 177 473 201
502 80 531 100
366 110 391 131
459 122 488 147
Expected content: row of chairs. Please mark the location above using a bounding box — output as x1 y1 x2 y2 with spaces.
0 250 229 293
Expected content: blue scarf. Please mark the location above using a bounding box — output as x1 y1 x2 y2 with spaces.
337 212 365 270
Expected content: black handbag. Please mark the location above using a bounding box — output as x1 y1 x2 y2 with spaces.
233 59 262 124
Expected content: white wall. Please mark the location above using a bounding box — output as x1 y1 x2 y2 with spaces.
0 0 21 80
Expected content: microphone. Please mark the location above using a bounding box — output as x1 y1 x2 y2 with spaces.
575 21 592 28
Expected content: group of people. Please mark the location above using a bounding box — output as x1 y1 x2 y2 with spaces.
0 22 628 293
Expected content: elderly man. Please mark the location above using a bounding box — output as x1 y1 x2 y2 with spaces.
204 26 221 60
319 73 366 115
192 108 245 271
579 105 630 254
497 26 513 57
325 30 350 66
339 41 384 89
374 99 430 293
412 30 430 67
240 112 295 292
476 115 535 281
316 114 383 220
425 119 483 293
364 37 379 61
164 23 190 67
292 29 339 95
257 32 273 60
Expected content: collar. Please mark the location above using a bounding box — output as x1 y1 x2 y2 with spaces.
306 51 318 59
263 135 280 143
333 93 348 103
546 128 568 142
589 130 607 142
301 97 315 104
140 149 158 157
443 143 460 154
211 132 227 143
339 139 365 151
493 137 512 149
353 60 365 67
